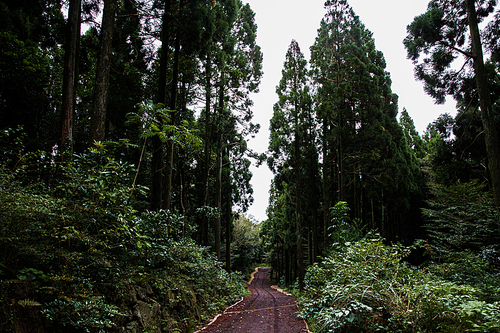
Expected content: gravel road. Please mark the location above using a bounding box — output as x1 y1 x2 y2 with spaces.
195 267 308 333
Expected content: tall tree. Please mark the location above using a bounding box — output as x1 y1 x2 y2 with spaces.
150 0 205 210
197 0 262 257
404 0 500 216
269 39 312 290
60 0 81 158
311 0 423 241
107 0 148 139
207 0 261 259
90 0 117 143
310 0 354 247
399 108 426 159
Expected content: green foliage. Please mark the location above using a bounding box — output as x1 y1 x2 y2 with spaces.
126 101 201 149
299 236 500 333
231 215 263 273
0 29 62 151
404 0 496 104
328 201 365 251
0 146 248 332
422 180 499 253
58 141 146 213
399 108 426 159
423 111 492 186
42 296 121 332
310 0 425 243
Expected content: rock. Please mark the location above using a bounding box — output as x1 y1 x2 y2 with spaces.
133 300 161 332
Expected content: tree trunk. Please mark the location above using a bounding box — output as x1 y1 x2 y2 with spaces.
224 150 232 272
466 0 500 218
151 136 163 210
284 247 290 286
214 124 222 260
163 31 180 210
322 119 330 253
294 110 304 290
151 0 171 210
201 55 212 246
90 0 117 143
163 0 184 211
60 0 81 159
214 71 228 259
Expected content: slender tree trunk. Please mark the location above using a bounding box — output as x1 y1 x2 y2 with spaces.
214 72 228 260
310 133 319 263
201 55 212 246
338 120 345 201
278 245 282 282
151 0 171 210
466 0 500 218
284 247 290 285
224 150 232 272
151 137 163 210
322 119 330 252
90 0 117 143
294 108 304 290
371 197 375 229
307 226 312 265
163 32 180 210
214 124 222 260
60 0 81 159
163 0 183 211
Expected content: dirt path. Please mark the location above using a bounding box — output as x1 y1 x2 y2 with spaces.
195 267 308 333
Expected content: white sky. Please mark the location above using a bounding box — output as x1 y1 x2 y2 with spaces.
244 0 457 222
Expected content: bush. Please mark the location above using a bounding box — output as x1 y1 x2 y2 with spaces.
299 235 500 332
0 145 247 332
422 180 499 253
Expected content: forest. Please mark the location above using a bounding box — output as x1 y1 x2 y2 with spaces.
0 0 500 332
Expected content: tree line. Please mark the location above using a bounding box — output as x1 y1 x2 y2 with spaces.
262 0 500 290
0 0 264 271
1 0 500 298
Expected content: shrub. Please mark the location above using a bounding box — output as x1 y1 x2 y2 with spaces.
422 180 499 254
299 235 500 332
0 145 247 332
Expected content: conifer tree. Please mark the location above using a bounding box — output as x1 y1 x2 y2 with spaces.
405 0 500 216
399 108 426 159
311 0 423 240
60 0 81 158
269 39 312 290
89 0 117 143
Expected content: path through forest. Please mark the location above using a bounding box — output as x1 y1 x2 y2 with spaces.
195 267 308 333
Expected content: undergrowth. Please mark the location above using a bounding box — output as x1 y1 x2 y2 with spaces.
298 235 500 332
0 143 248 332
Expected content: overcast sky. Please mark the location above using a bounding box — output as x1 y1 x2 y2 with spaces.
243 0 457 222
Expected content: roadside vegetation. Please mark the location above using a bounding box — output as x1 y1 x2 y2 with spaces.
287 194 500 332
0 143 248 332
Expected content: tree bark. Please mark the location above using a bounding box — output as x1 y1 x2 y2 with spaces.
214 80 225 260
466 0 500 218
284 247 290 285
322 118 330 253
163 31 180 211
294 105 304 291
201 54 212 246
151 136 163 210
214 137 222 259
225 150 232 272
90 0 117 143
60 0 81 159
151 0 171 210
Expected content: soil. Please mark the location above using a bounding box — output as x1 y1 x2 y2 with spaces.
195 267 308 333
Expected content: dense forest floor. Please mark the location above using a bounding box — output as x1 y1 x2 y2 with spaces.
195 267 307 333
